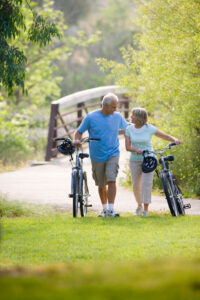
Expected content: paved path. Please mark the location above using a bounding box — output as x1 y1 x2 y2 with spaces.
0 141 199 216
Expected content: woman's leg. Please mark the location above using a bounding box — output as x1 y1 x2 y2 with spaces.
129 161 142 207
141 171 154 212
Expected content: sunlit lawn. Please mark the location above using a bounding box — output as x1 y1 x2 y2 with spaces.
1 212 200 267
0 212 200 299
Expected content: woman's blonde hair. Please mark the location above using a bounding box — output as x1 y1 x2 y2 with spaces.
131 107 148 126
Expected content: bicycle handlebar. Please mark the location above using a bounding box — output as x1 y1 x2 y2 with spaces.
88 138 101 141
143 143 178 156
169 142 176 148
55 137 101 145
55 137 72 142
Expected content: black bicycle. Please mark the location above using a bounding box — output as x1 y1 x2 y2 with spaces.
143 143 191 216
56 137 100 217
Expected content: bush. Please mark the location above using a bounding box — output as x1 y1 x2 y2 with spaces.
0 193 51 217
0 107 48 167
0 121 33 165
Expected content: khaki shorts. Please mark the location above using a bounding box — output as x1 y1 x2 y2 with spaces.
91 156 119 188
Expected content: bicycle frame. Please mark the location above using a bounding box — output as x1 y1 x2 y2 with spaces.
70 146 83 201
56 136 100 217
144 143 180 216
159 156 177 201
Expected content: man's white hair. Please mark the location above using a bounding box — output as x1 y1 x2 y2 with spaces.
102 93 119 106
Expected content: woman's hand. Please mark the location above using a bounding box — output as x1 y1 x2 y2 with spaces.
125 136 143 154
136 149 143 155
173 138 182 145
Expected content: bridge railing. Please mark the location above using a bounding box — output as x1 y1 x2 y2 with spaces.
45 85 131 161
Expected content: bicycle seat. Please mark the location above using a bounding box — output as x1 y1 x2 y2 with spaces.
79 153 89 159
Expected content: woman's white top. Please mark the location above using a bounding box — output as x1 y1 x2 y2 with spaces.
125 124 157 161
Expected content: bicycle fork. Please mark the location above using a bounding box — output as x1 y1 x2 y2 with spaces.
69 168 80 198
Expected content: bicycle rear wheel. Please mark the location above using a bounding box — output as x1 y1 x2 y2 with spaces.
80 172 89 217
173 177 185 215
161 173 179 216
72 171 79 218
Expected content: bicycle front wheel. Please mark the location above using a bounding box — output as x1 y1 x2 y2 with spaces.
72 171 79 218
161 173 179 217
173 177 185 215
80 172 89 217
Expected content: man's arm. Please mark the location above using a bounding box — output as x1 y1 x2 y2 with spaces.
118 129 126 135
119 115 130 135
74 130 82 146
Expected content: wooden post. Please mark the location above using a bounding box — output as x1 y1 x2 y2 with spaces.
124 96 129 119
45 103 59 161
77 102 84 127
120 96 130 119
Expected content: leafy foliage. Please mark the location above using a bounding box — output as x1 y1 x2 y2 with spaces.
28 15 60 46
0 106 32 165
0 1 102 167
98 0 200 195
0 0 60 95
61 0 139 95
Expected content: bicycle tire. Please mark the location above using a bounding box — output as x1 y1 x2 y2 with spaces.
173 177 185 215
72 171 79 218
161 173 179 216
80 172 89 217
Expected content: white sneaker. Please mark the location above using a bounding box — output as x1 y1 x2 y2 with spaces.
135 206 143 216
98 210 107 217
142 211 148 217
107 210 120 217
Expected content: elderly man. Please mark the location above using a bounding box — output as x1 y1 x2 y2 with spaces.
74 93 129 217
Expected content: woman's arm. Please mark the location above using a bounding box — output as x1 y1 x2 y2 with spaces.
125 136 143 154
155 130 181 144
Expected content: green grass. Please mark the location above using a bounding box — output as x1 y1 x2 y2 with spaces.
0 258 200 300
1 212 200 267
0 210 200 299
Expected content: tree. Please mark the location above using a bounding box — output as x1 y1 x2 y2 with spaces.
53 0 95 25
0 0 101 167
0 0 60 95
60 0 139 95
98 0 200 195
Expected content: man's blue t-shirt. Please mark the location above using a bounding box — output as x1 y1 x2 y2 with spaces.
78 110 129 162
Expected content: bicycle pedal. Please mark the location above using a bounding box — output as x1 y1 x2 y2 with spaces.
183 203 191 209
86 204 92 207
68 194 73 198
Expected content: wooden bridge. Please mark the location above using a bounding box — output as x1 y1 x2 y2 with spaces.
45 85 132 161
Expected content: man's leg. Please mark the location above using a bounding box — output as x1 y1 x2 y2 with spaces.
107 181 116 204
106 157 119 216
98 186 108 216
91 160 108 216
98 186 107 204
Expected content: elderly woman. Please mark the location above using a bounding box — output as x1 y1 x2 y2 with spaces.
125 108 181 216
